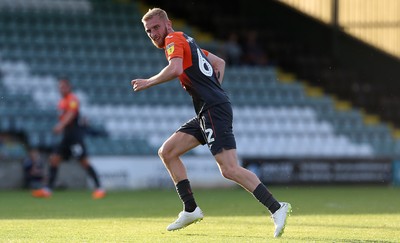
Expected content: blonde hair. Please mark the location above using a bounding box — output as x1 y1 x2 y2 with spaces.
142 8 169 23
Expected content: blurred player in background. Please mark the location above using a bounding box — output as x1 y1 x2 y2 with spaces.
32 78 106 199
131 8 291 238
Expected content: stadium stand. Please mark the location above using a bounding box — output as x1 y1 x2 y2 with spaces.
0 0 397 159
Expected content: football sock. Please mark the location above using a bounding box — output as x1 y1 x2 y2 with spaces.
48 166 58 189
86 165 101 188
253 183 281 214
176 179 197 212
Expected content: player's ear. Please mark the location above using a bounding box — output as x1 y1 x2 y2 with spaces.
166 20 172 29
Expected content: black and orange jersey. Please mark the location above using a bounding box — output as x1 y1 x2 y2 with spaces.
58 93 81 134
164 31 230 115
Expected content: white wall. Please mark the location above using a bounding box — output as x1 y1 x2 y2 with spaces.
90 155 237 190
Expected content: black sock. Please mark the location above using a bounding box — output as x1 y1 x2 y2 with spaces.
86 165 101 188
48 166 58 189
253 183 281 214
176 179 197 212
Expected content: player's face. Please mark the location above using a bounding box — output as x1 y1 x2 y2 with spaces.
144 16 169 49
59 80 71 97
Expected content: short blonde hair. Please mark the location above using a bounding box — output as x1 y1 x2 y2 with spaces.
142 8 169 23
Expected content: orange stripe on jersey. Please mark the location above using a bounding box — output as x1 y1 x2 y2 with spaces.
201 49 209 56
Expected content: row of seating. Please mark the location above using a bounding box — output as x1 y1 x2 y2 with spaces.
0 0 92 13
0 0 397 158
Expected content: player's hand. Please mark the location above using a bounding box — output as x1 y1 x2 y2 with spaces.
131 79 149 92
53 123 63 134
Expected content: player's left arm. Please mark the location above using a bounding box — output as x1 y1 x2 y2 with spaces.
131 57 183 92
206 51 225 84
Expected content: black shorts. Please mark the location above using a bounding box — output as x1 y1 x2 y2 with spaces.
177 103 236 155
54 135 87 161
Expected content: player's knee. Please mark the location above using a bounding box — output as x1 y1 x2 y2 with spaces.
158 144 177 162
158 145 168 160
79 158 90 168
220 165 239 181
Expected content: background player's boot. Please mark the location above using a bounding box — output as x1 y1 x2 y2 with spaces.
166 207 204 231
32 187 52 198
272 202 292 237
92 188 106 199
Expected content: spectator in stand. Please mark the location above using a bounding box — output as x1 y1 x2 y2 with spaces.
223 32 243 66
242 30 268 66
22 147 46 189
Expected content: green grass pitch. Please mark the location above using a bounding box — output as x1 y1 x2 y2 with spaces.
0 186 399 242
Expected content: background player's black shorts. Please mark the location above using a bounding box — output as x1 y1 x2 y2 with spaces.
54 136 87 160
177 102 236 155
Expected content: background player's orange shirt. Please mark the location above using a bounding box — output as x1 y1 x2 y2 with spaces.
58 93 79 122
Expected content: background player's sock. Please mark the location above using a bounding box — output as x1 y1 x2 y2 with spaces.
86 165 101 188
253 183 281 214
176 179 197 212
48 166 58 189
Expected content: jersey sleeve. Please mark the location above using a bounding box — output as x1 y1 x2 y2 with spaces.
66 96 79 112
165 33 185 61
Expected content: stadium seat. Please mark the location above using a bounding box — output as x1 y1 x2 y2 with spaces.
0 0 396 158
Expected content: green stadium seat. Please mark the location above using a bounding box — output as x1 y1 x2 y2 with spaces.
0 0 397 158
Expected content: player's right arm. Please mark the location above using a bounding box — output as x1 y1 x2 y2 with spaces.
53 110 76 134
131 57 183 92
54 96 79 134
